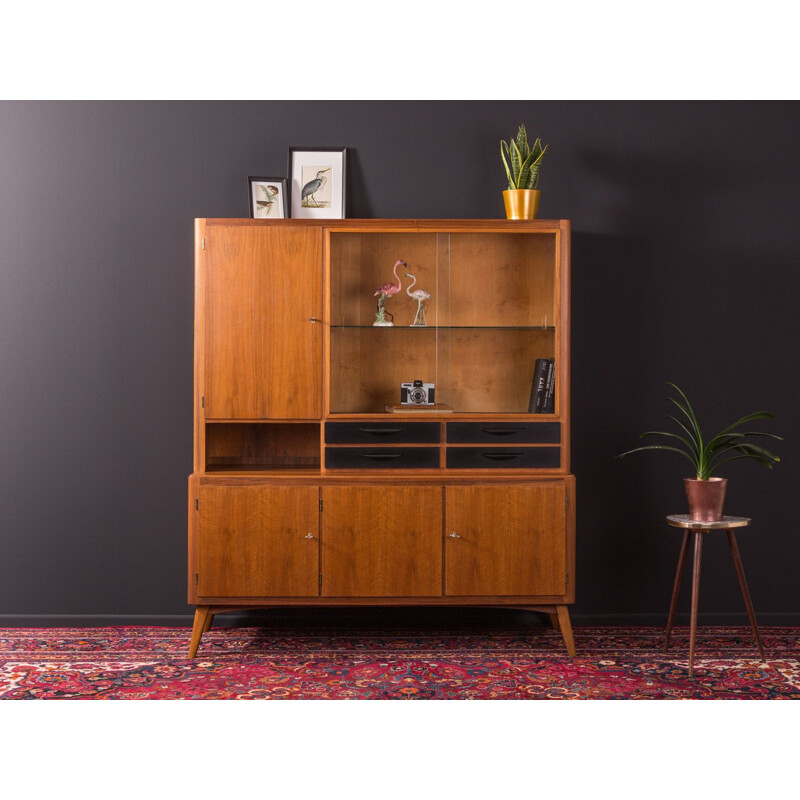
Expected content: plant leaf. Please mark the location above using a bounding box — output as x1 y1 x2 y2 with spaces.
640 429 698 461
525 144 547 189
515 125 528 158
500 141 514 189
509 140 523 187
665 415 700 455
715 411 774 438
616 444 698 469
517 150 535 191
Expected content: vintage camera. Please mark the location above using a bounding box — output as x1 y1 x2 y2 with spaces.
400 380 435 405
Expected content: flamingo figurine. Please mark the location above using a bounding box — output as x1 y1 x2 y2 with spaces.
405 272 430 327
373 259 406 326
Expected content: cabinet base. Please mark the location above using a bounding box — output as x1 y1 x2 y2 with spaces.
188 603 576 659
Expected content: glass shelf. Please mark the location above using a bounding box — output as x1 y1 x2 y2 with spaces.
330 325 556 331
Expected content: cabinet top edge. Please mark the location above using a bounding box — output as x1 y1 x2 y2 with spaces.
197 218 571 229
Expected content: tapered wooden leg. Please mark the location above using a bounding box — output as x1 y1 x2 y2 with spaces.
688 532 703 677
548 612 559 631
203 613 215 633
189 605 211 659
665 530 691 652
727 531 766 663
555 605 576 656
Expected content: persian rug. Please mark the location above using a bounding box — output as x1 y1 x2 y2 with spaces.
0 626 797 700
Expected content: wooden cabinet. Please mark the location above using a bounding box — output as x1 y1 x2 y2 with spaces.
188 219 576 659
445 484 568 597
321 486 442 597
196 486 319 597
203 224 322 420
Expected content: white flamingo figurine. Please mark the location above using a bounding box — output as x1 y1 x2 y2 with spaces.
373 259 405 326
405 272 430 327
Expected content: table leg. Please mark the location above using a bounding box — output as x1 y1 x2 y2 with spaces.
555 605 576 657
688 531 703 677
665 529 690 652
727 531 766 663
189 605 211 659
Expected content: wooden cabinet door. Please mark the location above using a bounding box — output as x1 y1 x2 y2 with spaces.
321 487 442 597
445 484 566 596
197 486 319 597
204 225 322 419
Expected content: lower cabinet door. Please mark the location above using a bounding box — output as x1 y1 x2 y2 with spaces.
197 486 319 597
445 484 566 596
321 486 442 597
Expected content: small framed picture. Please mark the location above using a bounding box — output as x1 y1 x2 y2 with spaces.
249 177 288 219
288 147 347 219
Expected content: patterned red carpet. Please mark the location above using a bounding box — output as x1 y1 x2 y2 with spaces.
0 626 797 699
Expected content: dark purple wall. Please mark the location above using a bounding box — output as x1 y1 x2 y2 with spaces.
1 101 798 625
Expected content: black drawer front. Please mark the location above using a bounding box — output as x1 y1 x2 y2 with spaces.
325 422 440 444
325 447 440 470
446 422 560 444
446 447 561 469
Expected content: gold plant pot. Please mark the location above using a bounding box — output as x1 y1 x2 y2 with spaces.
684 477 728 522
503 189 540 220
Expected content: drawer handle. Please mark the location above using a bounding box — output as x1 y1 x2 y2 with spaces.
357 427 404 435
360 452 403 459
304 533 315 539
449 532 461 538
481 427 524 436
481 451 524 461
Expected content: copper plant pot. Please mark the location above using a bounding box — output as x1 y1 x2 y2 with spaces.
503 189 540 220
684 477 728 522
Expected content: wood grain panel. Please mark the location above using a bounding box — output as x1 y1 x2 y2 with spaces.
204 225 322 419
205 423 320 469
329 232 440 327
445 484 566 596
321 486 442 596
197 486 319 597
444 328 554 412
446 233 555 327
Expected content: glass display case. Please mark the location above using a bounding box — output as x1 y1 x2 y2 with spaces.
328 230 559 415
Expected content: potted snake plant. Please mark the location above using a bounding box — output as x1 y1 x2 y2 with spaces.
617 383 781 521
501 124 548 220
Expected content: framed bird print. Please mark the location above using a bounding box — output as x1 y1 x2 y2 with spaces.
249 177 288 219
288 147 347 219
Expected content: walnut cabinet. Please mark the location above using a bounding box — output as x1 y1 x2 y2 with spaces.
188 219 576 658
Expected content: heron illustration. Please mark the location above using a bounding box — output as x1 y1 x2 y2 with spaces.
301 168 330 207
405 272 430 327
255 184 279 216
373 259 406 326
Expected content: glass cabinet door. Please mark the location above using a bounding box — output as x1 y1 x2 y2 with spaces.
328 230 557 415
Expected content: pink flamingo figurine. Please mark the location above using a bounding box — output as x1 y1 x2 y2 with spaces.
373 259 406 326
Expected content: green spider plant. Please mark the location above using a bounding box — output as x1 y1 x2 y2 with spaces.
501 124 548 190
617 382 781 480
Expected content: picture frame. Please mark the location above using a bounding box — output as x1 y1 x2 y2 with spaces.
288 147 347 219
248 177 288 219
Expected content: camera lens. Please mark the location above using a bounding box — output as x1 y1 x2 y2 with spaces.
408 387 426 404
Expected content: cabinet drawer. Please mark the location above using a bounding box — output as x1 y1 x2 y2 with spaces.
325 447 440 470
446 447 560 469
447 422 560 444
325 421 440 444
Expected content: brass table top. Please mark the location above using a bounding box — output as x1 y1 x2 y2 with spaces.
666 514 751 530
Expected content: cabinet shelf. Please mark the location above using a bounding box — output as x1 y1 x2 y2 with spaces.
330 325 556 331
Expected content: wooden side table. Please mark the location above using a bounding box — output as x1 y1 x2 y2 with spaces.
664 514 766 677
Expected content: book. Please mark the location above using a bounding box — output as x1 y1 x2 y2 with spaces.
385 403 454 414
529 358 550 413
542 359 555 413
